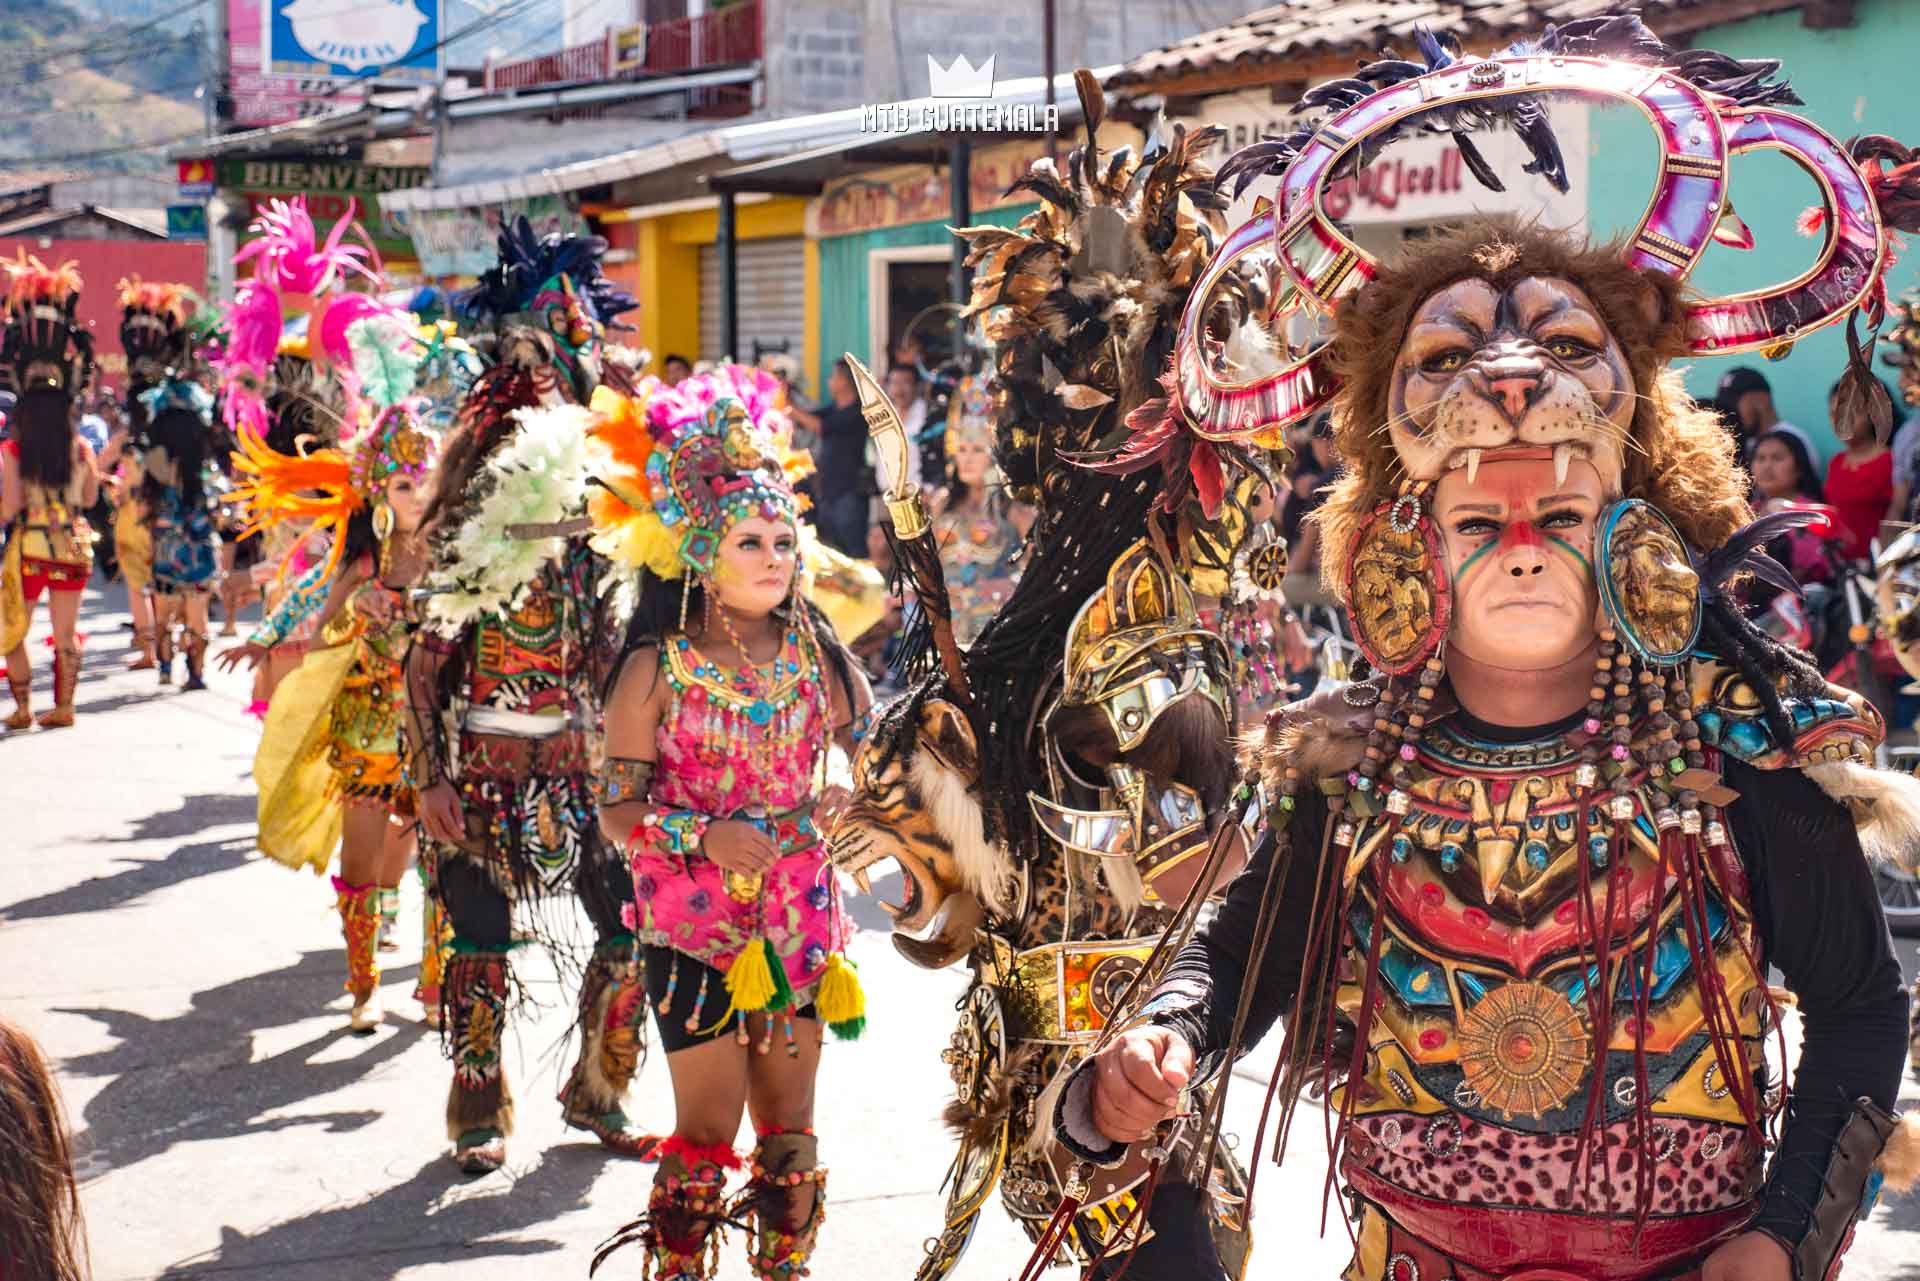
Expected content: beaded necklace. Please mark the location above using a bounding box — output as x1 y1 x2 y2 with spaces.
666 609 829 794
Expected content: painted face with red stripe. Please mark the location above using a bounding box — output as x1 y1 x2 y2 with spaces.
1436 450 1604 671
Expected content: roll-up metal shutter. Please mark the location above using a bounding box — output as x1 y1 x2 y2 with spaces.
698 235 806 363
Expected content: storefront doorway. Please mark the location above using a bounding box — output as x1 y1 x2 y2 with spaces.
866 245 950 372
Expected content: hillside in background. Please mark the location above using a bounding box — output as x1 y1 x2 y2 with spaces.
0 0 565 177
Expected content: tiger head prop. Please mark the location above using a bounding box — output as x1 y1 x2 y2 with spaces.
830 697 1011 969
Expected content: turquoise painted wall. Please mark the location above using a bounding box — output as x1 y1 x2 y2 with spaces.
1586 0 1920 462
814 203 1034 394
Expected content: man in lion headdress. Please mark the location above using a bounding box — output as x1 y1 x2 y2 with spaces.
1056 15 1920 1281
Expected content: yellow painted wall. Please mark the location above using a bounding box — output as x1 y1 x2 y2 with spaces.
625 196 808 378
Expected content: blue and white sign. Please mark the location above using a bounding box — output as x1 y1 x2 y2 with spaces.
263 0 441 85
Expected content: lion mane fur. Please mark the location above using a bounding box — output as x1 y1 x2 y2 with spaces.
1312 215 1751 598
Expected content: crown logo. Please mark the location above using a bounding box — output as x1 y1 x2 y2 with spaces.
928 53 994 99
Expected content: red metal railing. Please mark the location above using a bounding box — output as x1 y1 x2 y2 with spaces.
483 0 763 94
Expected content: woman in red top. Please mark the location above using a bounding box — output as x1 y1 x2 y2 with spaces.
1822 377 1894 560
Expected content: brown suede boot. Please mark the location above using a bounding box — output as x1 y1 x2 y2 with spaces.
181 628 208 692
333 876 382 1032
155 624 174 685
35 644 80 729
126 627 156 671
3 674 30 731
559 936 660 1159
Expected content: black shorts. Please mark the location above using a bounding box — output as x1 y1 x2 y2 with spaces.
643 945 818 1054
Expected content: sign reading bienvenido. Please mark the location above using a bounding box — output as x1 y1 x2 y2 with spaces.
219 159 431 261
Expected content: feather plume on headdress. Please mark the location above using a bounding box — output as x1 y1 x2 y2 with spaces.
233 197 380 295
585 364 812 581
228 428 362 585
4 251 82 309
422 403 605 634
117 274 190 324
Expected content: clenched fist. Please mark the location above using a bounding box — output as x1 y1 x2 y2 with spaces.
1089 1025 1193 1143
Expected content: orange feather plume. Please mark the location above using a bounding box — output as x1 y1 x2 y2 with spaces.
116 275 189 322
4 250 82 309
227 427 363 587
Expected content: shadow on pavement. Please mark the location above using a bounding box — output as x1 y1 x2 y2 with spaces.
0 834 256 922
57 948 429 1176
153 1150 598 1280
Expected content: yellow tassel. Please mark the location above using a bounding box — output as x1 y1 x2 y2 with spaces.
723 939 779 1014
816 953 866 1040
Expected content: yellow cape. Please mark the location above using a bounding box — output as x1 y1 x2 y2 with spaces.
252 642 357 873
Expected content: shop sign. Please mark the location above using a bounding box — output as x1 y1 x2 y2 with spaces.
263 0 441 85
227 0 362 126
395 196 587 279
611 24 647 73
812 141 1052 237
217 159 432 260
1170 91 1587 229
177 159 215 200
166 205 209 241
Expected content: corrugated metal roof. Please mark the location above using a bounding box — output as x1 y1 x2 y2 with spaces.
1109 0 1797 90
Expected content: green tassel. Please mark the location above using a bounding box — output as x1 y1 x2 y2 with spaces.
829 1014 867 1041
763 938 794 1012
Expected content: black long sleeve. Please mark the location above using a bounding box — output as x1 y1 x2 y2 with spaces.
1143 795 1330 1082
1723 759 1910 1249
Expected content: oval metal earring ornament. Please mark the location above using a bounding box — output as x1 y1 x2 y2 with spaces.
1596 500 1702 665
1344 490 1450 675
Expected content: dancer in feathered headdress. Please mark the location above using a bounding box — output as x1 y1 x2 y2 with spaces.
1055 16 1919 1281
110 275 208 673
825 71 1274 1280
402 215 661 1175
586 364 871 1281
0 253 97 730
215 401 446 1031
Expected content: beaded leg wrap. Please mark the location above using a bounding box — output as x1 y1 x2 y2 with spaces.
560 936 659 1158
181 628 208 691
738 1131 826 1279
595 1145 736 1279
3 673 30 730
35 644 80 728
333 877 382 1030
443 946 514 1166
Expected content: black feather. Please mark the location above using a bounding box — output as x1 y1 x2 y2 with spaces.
1699 508 1831 599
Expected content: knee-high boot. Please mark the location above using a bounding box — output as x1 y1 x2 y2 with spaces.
414 868 451 1028
444 944 514 1174
35 643 81 729
594 1141 736 1279
560 934 659 1158
738 1131 827 1279
333 876 382 1032
181 628 208 692
4 673 30 731
127 626 156 671
154 621 174 685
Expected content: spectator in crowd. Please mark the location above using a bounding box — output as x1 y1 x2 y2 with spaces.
1884 349 1920 524
1277 415 1340 598
1752 429 1839 582
662 353 692 386
883 362 926 491
1716 366 1816 463
0 1015 89 1281
788 359 870 557
1823 375 1895 560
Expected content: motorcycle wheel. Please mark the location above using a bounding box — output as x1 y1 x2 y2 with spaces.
1873 860 1920 937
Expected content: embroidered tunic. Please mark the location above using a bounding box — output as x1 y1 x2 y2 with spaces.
628 627 849 1001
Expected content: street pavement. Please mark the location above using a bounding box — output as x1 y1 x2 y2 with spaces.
1 579 1915 1281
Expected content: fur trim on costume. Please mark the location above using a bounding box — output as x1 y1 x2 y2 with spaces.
907 745 1015 918
1806 760 1920 872
423 403 603 634
942 1042 1040 1151
1099 852 1147 920
1880 1111 1920 1193
561 958 641 1117
1247 683 1379 791
445 1071 514 1142
1023 1052 1076 1157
